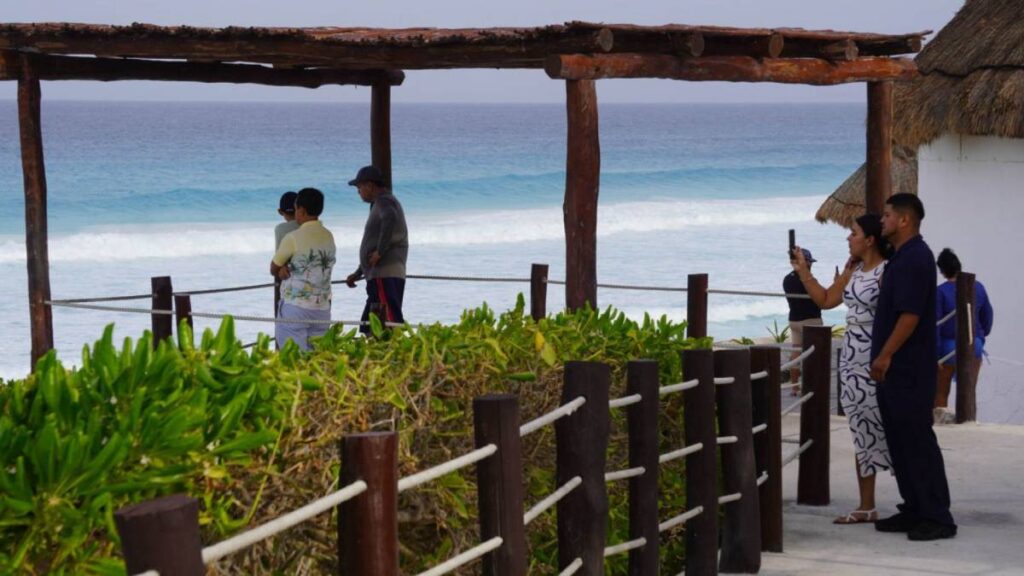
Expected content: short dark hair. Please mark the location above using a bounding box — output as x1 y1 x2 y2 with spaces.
279 191 298 213
936 248 961 279
886 192 925 223
295 187 325 217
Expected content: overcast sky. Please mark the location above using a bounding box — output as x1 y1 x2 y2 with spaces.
1 0 963 103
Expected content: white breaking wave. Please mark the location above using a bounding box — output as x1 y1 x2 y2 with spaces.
0 196 821 264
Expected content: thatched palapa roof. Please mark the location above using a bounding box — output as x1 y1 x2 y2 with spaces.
817 0 1024 227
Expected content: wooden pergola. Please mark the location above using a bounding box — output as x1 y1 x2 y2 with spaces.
0 21 927 367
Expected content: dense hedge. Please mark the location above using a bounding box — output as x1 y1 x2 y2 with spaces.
1 297 708 575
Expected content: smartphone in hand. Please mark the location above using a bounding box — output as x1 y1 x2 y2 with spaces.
788 229 796 260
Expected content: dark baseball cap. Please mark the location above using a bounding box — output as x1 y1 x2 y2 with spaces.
279 191 298 213
801 248 817 263
348 165 385 186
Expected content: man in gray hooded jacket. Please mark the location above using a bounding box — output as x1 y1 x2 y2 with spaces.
345 165 409 332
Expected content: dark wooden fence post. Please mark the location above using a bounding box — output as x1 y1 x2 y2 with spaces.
797 325 832 506
530 263 549 321
152 276 173 347
687 273 708 339
626 360 660 575
114 493 205 576
751 346 783 552
175 294 193 334
866 81 893 216
955 272 978 423
714 348 761 574
17 56 55 369
474 394 527 576
556 361 610 575
338 432 398 576
682 348 717 576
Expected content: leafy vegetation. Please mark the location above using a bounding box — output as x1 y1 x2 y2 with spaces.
0 296 709 575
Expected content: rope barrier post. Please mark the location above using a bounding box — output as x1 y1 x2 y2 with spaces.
687 274 708 339
151 276 173 347
114 493 205 576
955 271 977 423
473 394 527 576
174 294 193 334
556 361 611 575
714 349 761 573
835 342 844 417
797 326 831 506
626 360 660 575
751 346 783 553
274 281 281 319
530 263 549 321
681 349 717 576
338 432 398 576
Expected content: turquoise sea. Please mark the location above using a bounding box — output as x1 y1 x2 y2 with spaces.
0 101 860 378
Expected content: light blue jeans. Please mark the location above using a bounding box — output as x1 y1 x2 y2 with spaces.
276 302 331 351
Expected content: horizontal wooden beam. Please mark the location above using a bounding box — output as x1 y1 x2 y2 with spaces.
544 54 917 85
0 23 926 71
0 51 404 86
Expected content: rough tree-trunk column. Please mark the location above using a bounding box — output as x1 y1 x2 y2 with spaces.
371 82 393 188
866 81 893 216
17 54 54 369
564 79 600 311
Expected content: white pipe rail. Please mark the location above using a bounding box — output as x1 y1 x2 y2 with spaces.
659 379 699 396
559 558 583 576
938 350 956 365
524 476 582 525
780 345 816 371
707 288 812 299
201 480 368 564
714 376 735 385
780 392 815 418
603 537 647 557
717 435 738 445
609 394 642 409
751 423 767 435
659 442 703 464
520 397 587 437
718 492 742 505
750 370 768 380
605 466 646 483
782 439 814 467
780 381 801 390
658 506 704 533
398 444 497 493
937 309 956 326
756 471 769 487
414 536 504 576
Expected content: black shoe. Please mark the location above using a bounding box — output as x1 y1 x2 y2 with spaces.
908 521 957 541
875 512 917 533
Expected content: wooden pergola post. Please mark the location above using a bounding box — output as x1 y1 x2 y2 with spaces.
371 83 393 189
866 81 893 216
17 55 54 368
563 79 600 311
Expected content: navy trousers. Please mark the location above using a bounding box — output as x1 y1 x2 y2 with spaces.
877 380 956 527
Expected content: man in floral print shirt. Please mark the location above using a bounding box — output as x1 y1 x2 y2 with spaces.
271 187 336 350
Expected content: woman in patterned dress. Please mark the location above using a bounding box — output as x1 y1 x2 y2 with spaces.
791 213 892 524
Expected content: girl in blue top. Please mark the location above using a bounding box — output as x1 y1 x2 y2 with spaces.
934 248 994 424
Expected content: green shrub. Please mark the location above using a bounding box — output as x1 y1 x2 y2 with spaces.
1 296 708 575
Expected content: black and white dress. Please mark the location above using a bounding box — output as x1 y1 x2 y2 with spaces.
840 262 892 477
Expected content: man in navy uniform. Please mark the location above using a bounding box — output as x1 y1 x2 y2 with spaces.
870 193 956 541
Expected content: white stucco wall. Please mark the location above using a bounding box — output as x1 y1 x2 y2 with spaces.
918 133 1024 424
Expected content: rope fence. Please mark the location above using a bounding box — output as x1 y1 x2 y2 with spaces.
99 276 838 576
397 444 497 493
523 476 582 526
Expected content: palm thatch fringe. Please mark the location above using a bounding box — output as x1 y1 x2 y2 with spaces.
815 146 918 228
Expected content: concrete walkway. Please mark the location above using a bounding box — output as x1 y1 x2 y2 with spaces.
758 415 1024 575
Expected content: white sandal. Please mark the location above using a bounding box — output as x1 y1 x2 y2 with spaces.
833 508 878 524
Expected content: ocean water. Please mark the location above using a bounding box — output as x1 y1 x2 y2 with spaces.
0 101 860 379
